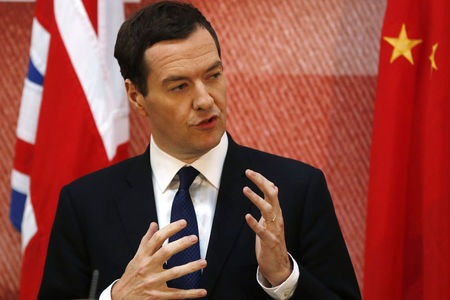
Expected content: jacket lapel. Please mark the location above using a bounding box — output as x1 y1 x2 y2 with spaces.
200 137 254 293
115 146 158 254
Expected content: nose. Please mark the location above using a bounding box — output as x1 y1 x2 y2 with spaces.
193 81 214 110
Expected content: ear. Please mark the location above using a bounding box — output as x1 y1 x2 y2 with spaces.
125 79 148 116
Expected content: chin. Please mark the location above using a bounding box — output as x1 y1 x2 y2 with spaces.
196 129 224 152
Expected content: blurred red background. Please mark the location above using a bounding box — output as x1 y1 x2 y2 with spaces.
0 0 386 298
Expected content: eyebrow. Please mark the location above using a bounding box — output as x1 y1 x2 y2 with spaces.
205 60 223 73
162 60 223 84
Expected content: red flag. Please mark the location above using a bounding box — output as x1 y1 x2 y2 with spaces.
11 1 129 299
364 0 450 299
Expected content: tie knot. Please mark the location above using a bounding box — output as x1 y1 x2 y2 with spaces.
177 166 199 191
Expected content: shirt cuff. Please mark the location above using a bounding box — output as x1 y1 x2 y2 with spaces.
256 253 299 300
99 279 119 300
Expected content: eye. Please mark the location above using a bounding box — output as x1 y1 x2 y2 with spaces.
170 83 187 92
209 72 222 79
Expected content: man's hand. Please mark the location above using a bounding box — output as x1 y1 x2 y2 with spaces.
111 220 207 299
244 169 292 287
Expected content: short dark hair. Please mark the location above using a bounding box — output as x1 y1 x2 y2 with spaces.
114 1 221 96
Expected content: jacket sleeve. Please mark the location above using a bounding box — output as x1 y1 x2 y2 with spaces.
290 168 361 300
38 185 92 299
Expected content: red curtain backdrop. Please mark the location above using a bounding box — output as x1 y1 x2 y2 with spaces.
0 0 387 298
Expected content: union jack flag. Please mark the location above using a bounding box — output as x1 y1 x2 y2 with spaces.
10 1 129 298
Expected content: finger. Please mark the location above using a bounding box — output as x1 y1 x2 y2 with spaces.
243 186 272 219
153 287 207 299
136 222 158 256
160 259 207 282
153 234 199 263
143 220 187 255
245 169 279 205
144 222 159 242
245 213 275 242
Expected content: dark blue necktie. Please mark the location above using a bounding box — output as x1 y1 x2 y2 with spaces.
167 166 201 289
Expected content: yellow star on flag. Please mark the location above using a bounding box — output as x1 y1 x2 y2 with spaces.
383 24 422 65
429 43 438 71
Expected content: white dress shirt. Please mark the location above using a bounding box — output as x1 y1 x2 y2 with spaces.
150 133 228 259
100 133 298 299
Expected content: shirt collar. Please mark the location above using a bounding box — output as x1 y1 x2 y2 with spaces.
150 133 228 192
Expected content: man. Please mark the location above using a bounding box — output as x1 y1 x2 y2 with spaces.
38 1 360 299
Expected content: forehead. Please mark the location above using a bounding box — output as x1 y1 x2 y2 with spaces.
144 27 220 79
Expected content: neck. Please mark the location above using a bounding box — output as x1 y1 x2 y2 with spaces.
176 154 202 164
151 139 207 164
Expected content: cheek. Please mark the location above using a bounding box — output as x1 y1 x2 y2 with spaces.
147 102 176 129
219 92 227 113
213 82 227 109
170 105 193 128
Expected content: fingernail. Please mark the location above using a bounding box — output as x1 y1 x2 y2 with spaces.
190 235 197 242
200 290 207 296
198 259 206 266
178 219 186 227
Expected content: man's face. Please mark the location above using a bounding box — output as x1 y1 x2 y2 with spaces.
130 27 227 162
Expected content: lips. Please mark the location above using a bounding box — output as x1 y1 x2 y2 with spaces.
196 115 218 130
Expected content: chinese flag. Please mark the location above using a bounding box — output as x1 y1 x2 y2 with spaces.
364 0 449 299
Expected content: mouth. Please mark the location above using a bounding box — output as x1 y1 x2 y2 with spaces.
196 115 218 130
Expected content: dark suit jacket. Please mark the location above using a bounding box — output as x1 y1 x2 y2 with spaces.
38 136 361 299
